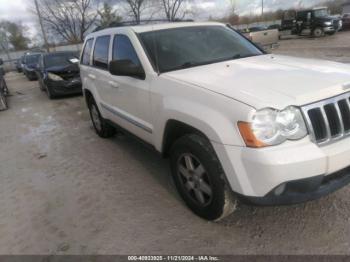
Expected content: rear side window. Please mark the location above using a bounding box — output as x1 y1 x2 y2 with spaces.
112 35 141 66
93 35 110 70
81 39 94 65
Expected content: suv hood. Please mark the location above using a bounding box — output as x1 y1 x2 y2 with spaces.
164 54 350 109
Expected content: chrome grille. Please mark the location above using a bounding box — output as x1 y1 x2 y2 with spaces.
302 92 350 146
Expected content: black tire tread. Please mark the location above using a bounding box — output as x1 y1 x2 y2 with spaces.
170 134 236 221
87 96 116 138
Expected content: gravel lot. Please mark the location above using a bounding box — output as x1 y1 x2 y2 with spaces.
1 31 350 255
275 31 350 63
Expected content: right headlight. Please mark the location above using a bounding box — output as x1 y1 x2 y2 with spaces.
238 106 308 148
48 73 64 81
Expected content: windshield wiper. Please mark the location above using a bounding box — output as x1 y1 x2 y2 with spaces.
231 54 242 59
231 54 260 60
180 62 196 69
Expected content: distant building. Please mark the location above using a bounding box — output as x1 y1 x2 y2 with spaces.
343 1 350 14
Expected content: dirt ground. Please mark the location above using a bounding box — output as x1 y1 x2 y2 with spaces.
274 31 350 63
1 31 350 255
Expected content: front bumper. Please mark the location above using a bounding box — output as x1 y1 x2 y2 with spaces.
324 26 335 32
24 69 37 79
212 136 350 204
45 78 82 95
239 166 350 205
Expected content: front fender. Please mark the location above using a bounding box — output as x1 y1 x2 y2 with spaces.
153 96 253 151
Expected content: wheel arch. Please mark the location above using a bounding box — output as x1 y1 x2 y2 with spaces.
161 119 212 157
83 88 94 107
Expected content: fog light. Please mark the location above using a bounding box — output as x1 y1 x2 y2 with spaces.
274 183 286 196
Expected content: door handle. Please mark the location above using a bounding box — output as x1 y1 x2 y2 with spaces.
108 81 119 88
88 74 96 80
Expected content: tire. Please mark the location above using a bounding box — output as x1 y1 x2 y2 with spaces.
2 79 9 96
39 80 45 91
313 27 324 37
45 85 56 100
170 134 237 221
0 92 7 111
87 96 116 138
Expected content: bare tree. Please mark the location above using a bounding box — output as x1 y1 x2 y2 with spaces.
119 0 161 24
124 0 145 24
34 0 98 43
97 2 122 28
161 0 191 21
228 0 237 14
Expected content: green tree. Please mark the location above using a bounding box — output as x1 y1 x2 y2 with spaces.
0 21 30 50
97 3 122 28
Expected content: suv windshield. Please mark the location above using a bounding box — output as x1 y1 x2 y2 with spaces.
25 54 41 65
314 9 328 18
44 52 79 68
139 26 263 73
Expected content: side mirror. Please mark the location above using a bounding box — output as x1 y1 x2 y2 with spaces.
0 59 3 65
109 60 145 80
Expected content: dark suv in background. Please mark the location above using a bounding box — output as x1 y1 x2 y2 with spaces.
23 53 42 80
343 13 350 30
282 7 342 37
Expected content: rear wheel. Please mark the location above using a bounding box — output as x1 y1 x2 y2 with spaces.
87 96 116 138
170 134 237 221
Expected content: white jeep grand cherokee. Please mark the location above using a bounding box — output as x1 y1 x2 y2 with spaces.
80 22 350 221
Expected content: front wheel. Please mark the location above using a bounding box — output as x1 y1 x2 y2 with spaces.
170 134 237 221
45 85 55 99
313 27 324 37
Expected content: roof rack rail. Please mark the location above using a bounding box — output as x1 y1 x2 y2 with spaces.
94 19 194 32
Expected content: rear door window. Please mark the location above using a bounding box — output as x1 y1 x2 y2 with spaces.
93 35 111 70
81 39 94 65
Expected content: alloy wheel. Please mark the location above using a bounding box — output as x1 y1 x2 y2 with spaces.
177 153 213 207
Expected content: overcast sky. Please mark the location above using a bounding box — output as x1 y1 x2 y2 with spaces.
0 0 324 40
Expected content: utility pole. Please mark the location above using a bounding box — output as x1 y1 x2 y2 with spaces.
34 0 49 52
261 0 264 16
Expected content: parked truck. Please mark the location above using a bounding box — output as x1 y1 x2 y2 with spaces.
281 7 342 37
